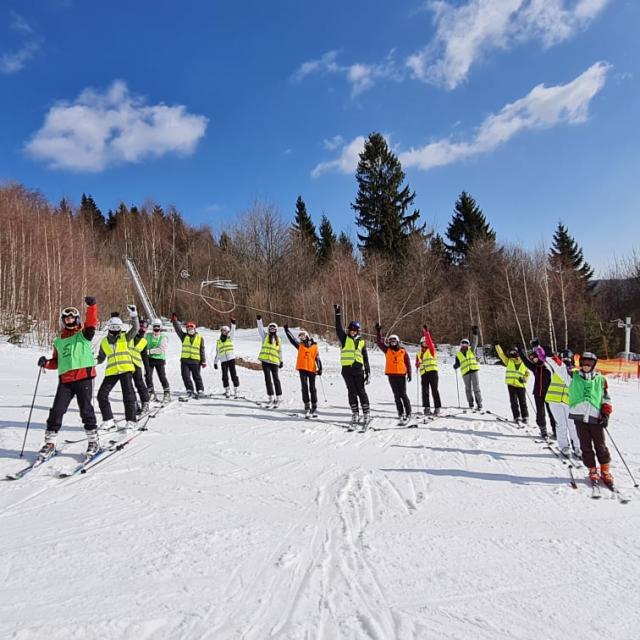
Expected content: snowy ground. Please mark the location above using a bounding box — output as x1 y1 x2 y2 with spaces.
1 328 640 640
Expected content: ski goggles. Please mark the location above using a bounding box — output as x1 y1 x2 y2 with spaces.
61 307 80 318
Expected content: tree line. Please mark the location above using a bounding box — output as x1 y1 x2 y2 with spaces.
0 132 638 356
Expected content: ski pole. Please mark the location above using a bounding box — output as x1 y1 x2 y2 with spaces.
416 372 420 414
20 366 44 458
319 375 328 403
606 428 639 488
455 370 461 408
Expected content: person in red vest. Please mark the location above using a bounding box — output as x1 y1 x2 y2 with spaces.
37 296 99 460
376 323 413 425
284 324 323 418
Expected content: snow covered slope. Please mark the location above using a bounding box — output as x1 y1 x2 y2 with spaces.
1 329 640 639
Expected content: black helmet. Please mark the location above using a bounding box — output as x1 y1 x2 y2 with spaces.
579 351 598 369
348 320 360 332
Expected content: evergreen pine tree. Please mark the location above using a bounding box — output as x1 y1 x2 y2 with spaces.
219 231 232 252
78 193 106 233
351 132 422 261
337 232 354 256
317 214 337 264
291 196 318 247
549 222 594 283
445 191 496 265
56 197 73 219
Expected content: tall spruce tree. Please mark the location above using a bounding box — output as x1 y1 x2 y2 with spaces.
337 232 354 257
317 214 337 264
549 222 594 283
292 196 318 247
445 191 495 265
351 132 422 261
79 193 105 234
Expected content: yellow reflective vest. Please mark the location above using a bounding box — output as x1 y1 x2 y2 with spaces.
505 359 529 388
545 372 569 404
181 334 202 361
258 335 281 364
417 349 438 374
101 334 135 376
128 336 147 369
456 349 479 376
340 336 365 367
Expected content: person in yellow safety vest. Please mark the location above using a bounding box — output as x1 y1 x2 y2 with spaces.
536 348 582 459
335 304 371 430
495 344 530 424
257 315 283 408
284 323 323 418
213 317 240 398
416 325 442 416
171 313 207 399
453 326 483 411
129 317 151 415
96 309 139 434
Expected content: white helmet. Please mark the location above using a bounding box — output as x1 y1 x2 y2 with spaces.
419 336 427 346
460 338 470 347
106 317 124 333
298 329 309 340
268 322 278 333
151 318 162 330
388 334 400 344
221 325 230 335
59 306 80 330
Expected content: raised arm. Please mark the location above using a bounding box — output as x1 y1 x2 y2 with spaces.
284 325 300 349
516 344 535 372
471 326 479 352
423 326 436 358
375 324 388 353
495 344 508 367
230 317 236 341
82 296 98 341
256 316 266 340
171 314 185 340
126 305 139 341
334 305 346 346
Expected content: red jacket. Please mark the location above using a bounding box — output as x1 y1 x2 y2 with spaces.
45 304 98 383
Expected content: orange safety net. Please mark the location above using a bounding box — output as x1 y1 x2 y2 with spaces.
597 359 640 377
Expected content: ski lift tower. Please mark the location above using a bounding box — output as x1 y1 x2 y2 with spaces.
615 317 634 360
124 256 158 321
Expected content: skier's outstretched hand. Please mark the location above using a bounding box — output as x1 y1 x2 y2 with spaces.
214 363 219 370
530 338 540 348
84 296 96 306
127 304 137 317
471 325 479 335
279 361 283 369
334 304 340 313
284 323 289 331
171 312 178 321
423 324 429 331
600 413 609 428
375 322 382 332
37 356 47 368
407 374 412 383
364 371 370 385
256 314 262 320
201 363 207 368
230 316 236 324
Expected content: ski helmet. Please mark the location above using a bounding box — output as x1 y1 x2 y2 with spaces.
60 306 81 330
560 349 574 364
185 321 196 335
151 318 162 331
419 336 427 346
221 325 230 335
106 317 124 333
298 329 309 341
268 322 278 333
460 338 470 347
508 348 518 358
579 351 598 369
348 320 360 332
139 319 148 333
388 334 400 345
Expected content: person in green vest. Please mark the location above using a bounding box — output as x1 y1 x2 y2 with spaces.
415 325 442 416
37 296 100 459
453 326 483 411
213 317 240 398
171 313 206 399
257 315 283 407
129 317 151 415
495 344 529 424
145 318 171 403
96 309 139 433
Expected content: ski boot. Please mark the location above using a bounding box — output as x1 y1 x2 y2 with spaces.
38 431 58 461
361 411 372 432
600 464 614 489
304 404 311 419
140 401 150 415
272 396 281 409
397 414 407 426
136 403 142 416
185 390 194 399
349 412 360 431
84 431 100 458
224 387 231 398
100 418 115 431
588 466 600 483
149 391 157 403
162 390 171 404
423 407 433 417
521 416 529 425
311 405 318 419
118 420 136 433
233 387 239 399
561 446 572 457
434 407 441 416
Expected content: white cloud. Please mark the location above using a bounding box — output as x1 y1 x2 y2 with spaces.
408 0 611 89
11 12 34 34
1 12 40 74
312 136 366 177
323 135 345 151
25 80 209 172
313 63 609 176
400 61 610 169
292 50 400 97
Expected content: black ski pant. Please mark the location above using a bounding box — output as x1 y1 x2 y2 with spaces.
262 362 282 397
341 367 369 413
298 370 318 409
388 375 411 417
421 371 441 410
576 421 611 469
533 396 557 437
46 378 97 433
508 386 528 421
181 361 204 393
221 359 240 389
145 359 170 393
98 372 137 423
133 366 150 404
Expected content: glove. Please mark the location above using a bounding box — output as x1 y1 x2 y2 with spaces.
317 369 322 377
407 374 412 383
149 348 160 355
214 363 219 370
84 295 96 306
423 324 429 331
171 313 178 322
201 363 207 368
256 314 262 320
230 316 236 324
530 338 540 348
127 304 137 317
471 325 479 335
279 361 283 369
516 342 523 350
600 413 609 428
284 323 289 331
37 356 47 367
364 371 370 385
334 304 340 313
110 311 120 318
518 375 526 384
375 322 382 332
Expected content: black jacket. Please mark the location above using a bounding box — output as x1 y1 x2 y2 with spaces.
517 345 551 398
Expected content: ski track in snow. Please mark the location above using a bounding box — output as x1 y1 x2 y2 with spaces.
1 333 640 639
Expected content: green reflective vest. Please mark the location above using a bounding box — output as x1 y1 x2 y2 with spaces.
417 349 438 373
341 336 365 367
146 332 166 361
259 335 281 364
181 333 202 361
101 334 134 376
568 371 605 411
545 372 569 404
505 359 528 388
217 338 233 357
456 349 479 376
53 332 96 376
128 336 147 369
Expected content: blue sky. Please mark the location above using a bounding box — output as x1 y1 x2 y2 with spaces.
1 0 638 273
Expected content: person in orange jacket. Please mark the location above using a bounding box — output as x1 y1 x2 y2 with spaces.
376 323 412 426
284 324 323 419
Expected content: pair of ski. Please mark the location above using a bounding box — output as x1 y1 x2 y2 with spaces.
177 393 213 403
